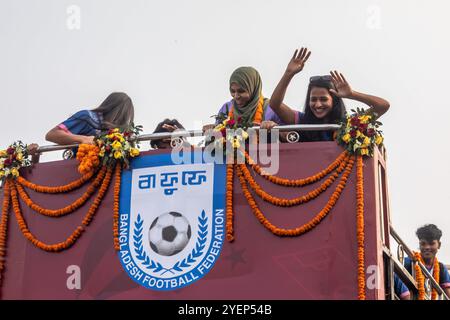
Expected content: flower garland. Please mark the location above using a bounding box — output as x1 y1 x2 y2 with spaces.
413 251 440 300
235 155 355 236
432 258 440 300
229 96 264 125
17 170 95 193
0 141 32 180
15 167 107 217
238 153 350 207
356 155 366 300
244 150 349 187
336 108 383 156
76 144 100 175
226 164 234 242
9 166 113 252
113 164 122 251
414 251 426 300
96 127 141 169
0 180 11 285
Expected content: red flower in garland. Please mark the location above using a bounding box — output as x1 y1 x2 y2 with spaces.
350 130 357 138
228 118 236 126
7 147 15 155
4 158 12 166
366 128 375 137
350 117 360 126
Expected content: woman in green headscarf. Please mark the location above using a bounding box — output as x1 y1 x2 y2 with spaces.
206 66 284 128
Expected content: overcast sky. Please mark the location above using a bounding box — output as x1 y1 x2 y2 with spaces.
1 0 449 263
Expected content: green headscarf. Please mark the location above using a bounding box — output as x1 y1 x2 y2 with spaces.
229 66 269 124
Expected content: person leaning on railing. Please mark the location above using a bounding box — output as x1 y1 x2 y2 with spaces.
262 47 390 142
150 119 189 150
202 66 284 133
44 92 134 157
396 224 450 299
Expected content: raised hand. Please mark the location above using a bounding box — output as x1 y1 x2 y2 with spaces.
285 47 311 76
329 71 353 98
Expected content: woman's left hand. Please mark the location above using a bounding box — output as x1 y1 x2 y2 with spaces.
329 71 353 98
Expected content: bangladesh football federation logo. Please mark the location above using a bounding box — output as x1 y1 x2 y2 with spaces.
117 153 226 290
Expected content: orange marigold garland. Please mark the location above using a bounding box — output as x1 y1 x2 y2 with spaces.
226 164 234 242
356 155 366 300
432 257 440 300
15 166 107 217
239 153 350 207
413 251 440 300
17 170 95 194
414 251 426 300
0 180 11 284
235 155 355 237
245 150 349 187
113 164 122 251
77 144 100 175
9 166 113 252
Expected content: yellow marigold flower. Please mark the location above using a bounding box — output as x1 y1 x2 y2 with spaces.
355 130 362 138
99 148 105 157
112 128 119 133
130 148 140 157
0 170 4 177
375 135 383 145
232 139 240 149
0 150 7 157
16 153 23 161
111 140 122 150
107 134 114 139
114 151 123 159
11 167 19 177
359 115 371 124
360 148 369 156
342 133 351 143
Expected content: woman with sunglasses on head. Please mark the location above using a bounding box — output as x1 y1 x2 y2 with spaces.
264 47 390 142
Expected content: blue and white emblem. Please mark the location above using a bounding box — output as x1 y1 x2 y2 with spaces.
118 153 226 290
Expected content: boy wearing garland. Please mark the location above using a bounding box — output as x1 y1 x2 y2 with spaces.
397 224 450 299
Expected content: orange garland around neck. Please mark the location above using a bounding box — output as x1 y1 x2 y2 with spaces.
229 96 264 125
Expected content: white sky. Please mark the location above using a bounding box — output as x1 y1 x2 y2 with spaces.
1 0 449 262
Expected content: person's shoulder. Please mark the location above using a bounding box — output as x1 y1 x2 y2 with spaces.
218 101 232 114
70 109 93 119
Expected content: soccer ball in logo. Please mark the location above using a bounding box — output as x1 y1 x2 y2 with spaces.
149 212 192 256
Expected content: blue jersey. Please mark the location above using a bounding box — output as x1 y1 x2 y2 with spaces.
58 109 103 136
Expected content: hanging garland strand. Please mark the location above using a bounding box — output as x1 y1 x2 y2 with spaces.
16 170 95 194
244 150 348 187
235 156 355 236
113 164 122 251
356 155 366 300
414 251 426 300
9 166 113 252
226 164 234 242
0 180 11 285
15 167 107 217
413 251 440 300
238 153 350 207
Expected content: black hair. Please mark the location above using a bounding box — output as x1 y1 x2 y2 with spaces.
416 224 442 242
150 119 185 149
299 78 347 142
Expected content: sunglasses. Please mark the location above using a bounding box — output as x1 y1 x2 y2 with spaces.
309 75 332 83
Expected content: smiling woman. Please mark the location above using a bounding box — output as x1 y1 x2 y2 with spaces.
202 66 283 132
267 47 391 142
